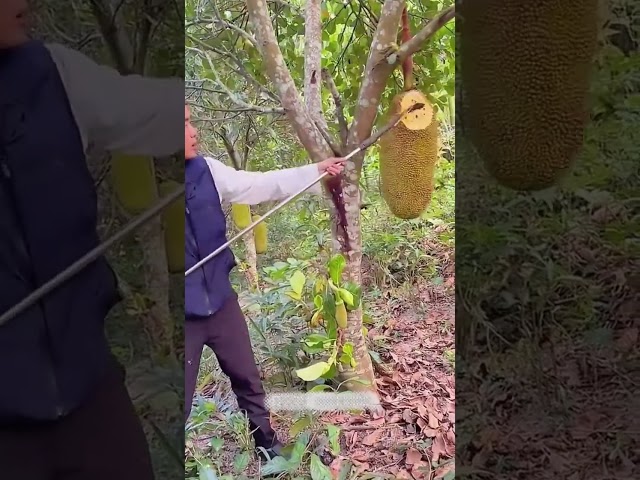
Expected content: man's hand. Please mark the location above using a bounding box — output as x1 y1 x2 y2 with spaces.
318 157 346 176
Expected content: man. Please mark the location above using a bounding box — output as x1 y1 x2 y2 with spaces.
1 1 182 478
184 103 344 460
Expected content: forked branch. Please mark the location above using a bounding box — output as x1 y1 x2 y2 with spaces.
395 5 456 66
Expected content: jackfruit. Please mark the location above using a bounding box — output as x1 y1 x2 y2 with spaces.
158 180 185 273
335 301 348 329
252 214 267 254
310 310 324 328
379 89 439 219
110 154 158 214
231 204 252 229
460 0 599 191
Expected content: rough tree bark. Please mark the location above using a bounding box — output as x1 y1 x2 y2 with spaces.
245 0 455 401
242 232 260 291
91 0 175 358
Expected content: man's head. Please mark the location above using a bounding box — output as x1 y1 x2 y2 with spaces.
0 0 30 49
185 104 198 160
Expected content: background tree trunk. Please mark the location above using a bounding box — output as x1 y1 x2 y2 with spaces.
91 0 175 358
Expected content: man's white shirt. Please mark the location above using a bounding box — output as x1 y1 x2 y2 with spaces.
203 157 323 204
46 42 183 157
45 42 323 201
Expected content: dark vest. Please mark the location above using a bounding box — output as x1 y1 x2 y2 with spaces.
184 156 236 319
0 40 120 424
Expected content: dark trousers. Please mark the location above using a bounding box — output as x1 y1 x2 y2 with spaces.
184 295 278 448
0 359 154 479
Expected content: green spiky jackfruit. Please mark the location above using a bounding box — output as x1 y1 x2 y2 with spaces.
158 180 184 273
460 0 599 191
231 204 251 229
110 154 158 214
252 215 267 254
379 89 439 219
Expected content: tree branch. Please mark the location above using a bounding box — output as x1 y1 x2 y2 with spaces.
346 0 406 161
246 0 332 162
88 0 134 73
304 0 327 130
209 4 260 49
321 68 349 148
395 5 456 66
314 120 343 157
186 47 285 114
217 128 242 170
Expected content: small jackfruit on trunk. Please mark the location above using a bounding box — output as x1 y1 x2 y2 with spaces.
158 180 185 273
252 215 268 254
231 204 252 229
110 154 158 214
335 301 348 329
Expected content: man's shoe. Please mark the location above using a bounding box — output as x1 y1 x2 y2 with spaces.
256 442 290 462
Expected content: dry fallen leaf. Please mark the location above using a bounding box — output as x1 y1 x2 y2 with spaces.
362 429 384 446
405 448 423 465
616 327 638 352
432 433 447 463
329 457 343 479
428 412 440 429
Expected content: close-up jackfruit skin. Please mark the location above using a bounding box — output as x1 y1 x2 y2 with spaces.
379 89 439 219
460 0 599 191
110 154 158 214
158 180 185 273
231 204 252 229
252 214 268 254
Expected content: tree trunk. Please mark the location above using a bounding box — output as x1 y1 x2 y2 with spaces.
242 231 260 291
245 0 455 402
139 217 175 357
91 0 175 358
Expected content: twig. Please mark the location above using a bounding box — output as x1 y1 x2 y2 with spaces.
321 68 349 148
314 120 343 157
186 47 285 114
210 3 259 49
395 5 456 66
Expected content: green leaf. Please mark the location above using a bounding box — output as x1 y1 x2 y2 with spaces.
199 464 218 480
295 362 331 381
289 415 313 437
337 288 354 306
309 384 332 392
290 432 310 464
233 452 250 473
310 453 332 480
210 437 223 452
342 281 362 308
261 456 292 476
304 334 330 347
285 290 302 301
326 424 341 455
289 270 306 296
314 294 323 309
327 255 346 285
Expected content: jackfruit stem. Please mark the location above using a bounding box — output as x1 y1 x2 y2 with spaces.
401 6 414 91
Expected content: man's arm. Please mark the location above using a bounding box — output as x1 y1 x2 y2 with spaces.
46 43 183 157
206 157 324 205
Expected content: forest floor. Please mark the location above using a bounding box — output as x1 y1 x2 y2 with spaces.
186 235 456 480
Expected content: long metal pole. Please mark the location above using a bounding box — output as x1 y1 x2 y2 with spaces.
0 185 185 327
185 102 424 277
